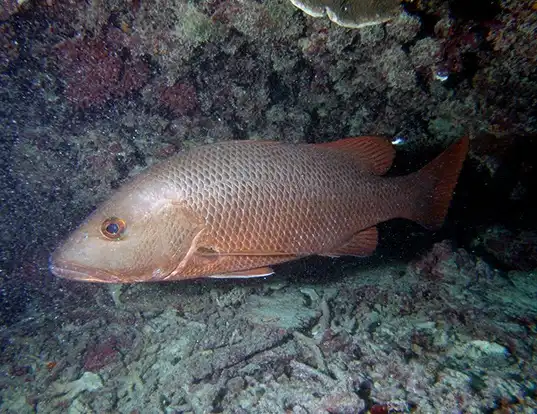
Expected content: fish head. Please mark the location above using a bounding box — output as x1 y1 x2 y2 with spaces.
49 183 204 283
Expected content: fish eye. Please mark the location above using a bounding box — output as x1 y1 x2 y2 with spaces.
101 217 127 240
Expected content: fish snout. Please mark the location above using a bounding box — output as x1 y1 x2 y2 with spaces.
48 254 122 283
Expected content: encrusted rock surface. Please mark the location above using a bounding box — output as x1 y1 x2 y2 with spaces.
1 243 536 412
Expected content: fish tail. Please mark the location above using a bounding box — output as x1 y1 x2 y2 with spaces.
409 136 469 230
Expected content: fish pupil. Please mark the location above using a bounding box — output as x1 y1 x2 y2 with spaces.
106 223 120 234
100 217 126 240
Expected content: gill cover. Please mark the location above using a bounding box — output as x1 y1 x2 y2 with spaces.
147 201 206 281
50 199 205 283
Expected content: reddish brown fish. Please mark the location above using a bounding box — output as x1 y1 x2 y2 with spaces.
49 136 468 283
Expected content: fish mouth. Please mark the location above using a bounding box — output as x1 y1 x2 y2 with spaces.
49 256 123 283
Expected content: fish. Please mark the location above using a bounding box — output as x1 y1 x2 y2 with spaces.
49 136 469 283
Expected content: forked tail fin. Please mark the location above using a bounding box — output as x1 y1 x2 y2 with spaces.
411 137 469 230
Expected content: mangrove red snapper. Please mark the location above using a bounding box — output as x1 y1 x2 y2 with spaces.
49 136 468 283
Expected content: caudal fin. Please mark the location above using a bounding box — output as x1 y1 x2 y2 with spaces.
412 137 469 230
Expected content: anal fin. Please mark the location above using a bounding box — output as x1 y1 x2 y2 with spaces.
207 266 274 279
324 227 378 257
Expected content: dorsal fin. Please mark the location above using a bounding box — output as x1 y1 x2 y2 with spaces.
315 136 395 175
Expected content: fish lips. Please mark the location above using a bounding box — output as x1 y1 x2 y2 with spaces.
48 255 123 283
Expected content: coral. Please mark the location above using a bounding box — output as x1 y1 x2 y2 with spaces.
288 0 400 28
210 286 248 308
385 11 422 43
434 16 488 76
131 0 218 81
486 0 537 73
409 37 442 75
378 45 416 91
54 37 149 108
83 337 119 372
2 255 537 412
428 116 467 142
409 240 496 285
0 22 18 72
321 392 363 413
243 292 318 330
408 240 454 280
472 225 537 271
265 104 311 142
157 81 198 117
0 0 29 20
174 2 215 44
43 0 129 38
53 372 103 400
448 339 510 370
473 0 537 136
210 0 302 41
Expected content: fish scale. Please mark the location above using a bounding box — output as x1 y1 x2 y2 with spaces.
170 142 372 254
49 137 468 283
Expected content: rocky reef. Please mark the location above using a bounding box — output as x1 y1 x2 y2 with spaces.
2 244 537 412
1 0 536 412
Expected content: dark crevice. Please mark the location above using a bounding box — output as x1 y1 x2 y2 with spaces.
449 0 502 22
401 0 441 41
442 51 480 88
267 72 289 105
305 109 321 144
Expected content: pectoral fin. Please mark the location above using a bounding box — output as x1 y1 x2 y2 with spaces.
207 267 274 279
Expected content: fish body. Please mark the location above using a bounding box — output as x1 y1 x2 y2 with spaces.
49 136 468 283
